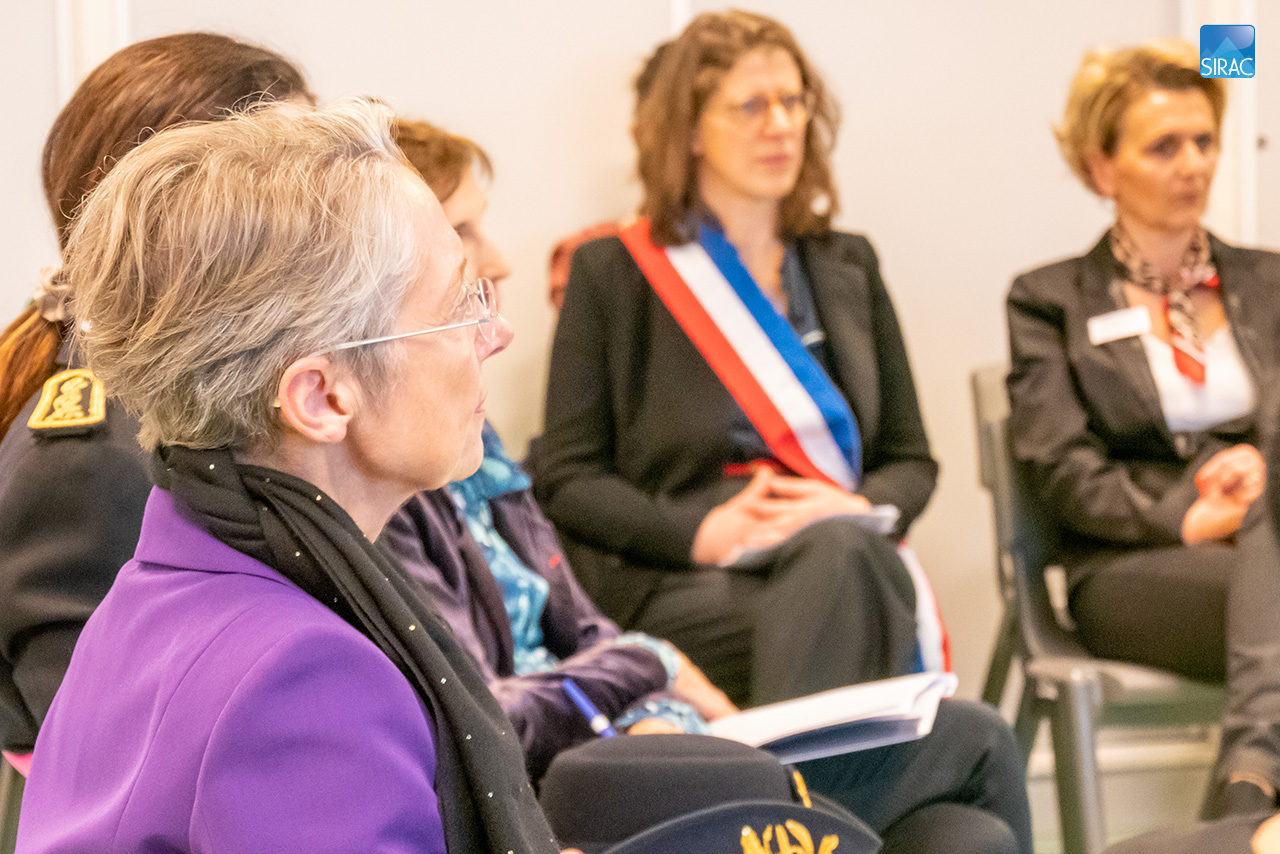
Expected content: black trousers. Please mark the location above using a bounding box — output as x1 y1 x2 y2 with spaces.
801 699 1034 854
1069 510 1280 791
627 517 920 707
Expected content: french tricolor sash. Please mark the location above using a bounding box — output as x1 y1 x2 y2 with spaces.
620 218 951 674
619 218 861 491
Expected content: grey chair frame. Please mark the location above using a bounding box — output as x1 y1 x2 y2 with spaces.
0 758 21 854
971 364 1223 854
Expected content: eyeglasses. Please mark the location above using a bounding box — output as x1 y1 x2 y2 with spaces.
315 277 498 356
719 90 815 125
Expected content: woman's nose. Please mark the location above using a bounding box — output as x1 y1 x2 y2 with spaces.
763 98 803 134
481 313 514 359
1178 139 1213 173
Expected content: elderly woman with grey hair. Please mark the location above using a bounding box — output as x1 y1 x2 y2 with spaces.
15 101 559 854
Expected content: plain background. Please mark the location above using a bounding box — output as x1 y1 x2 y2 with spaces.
0 0 1275 703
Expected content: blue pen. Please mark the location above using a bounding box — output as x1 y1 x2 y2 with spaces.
563 677 617 737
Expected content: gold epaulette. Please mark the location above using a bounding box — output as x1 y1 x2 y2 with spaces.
28 368 107 436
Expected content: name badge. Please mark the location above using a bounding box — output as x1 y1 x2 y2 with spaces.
1087 306 1152 345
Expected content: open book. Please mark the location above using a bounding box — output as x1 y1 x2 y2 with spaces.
707 672 958 764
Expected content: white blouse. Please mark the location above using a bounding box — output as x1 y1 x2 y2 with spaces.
1139 326 1255 433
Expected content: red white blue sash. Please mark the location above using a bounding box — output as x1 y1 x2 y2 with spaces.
619 219 862 491
621 219 950 673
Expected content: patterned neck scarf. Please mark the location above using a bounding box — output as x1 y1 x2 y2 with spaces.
1110 223 1219 383
446 425 555 676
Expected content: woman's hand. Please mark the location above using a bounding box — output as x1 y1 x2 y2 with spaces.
625 718 685 735
670 651 737 722
1183 444 1265 545
1195 444 1265 503
759 475 873 532
1253 813 1280 854
691 468 788 564
621 651 736 735
692 469 875 565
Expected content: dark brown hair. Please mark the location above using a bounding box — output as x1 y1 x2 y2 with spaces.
392 119 491 202
635 10 840 246
0 33 310 443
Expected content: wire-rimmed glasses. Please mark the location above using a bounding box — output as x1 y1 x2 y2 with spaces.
314 277 498 356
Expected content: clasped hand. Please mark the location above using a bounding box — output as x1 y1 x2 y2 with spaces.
1182 443 1265 545
691 468 871 566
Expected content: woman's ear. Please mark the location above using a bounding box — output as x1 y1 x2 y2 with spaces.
274 356 359 444
1087 152 1116 199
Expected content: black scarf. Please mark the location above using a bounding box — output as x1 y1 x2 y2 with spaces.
151 444 557 854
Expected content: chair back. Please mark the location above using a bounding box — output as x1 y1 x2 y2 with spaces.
972 364 1223 854
0 756 21 854
971 365 1093 662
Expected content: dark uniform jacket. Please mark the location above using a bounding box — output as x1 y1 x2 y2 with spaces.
0 354 148 751
1006 233 1280 581
530 231 937 625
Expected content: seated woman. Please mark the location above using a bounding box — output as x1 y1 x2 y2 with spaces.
382 118 1033 854
530 10 939 708
1100 383 1280 853
0 33 312 760
16 101 557 854
384 120 738 785
1007 39 1280 818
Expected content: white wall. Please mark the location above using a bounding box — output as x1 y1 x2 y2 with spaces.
1 5 60 301
1258 2 1280 242
1 1 1271 700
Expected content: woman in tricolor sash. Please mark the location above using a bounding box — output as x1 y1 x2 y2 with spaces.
388 114 1032 854
532 11 939 709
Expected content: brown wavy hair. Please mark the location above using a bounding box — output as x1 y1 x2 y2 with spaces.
635 10 840 246
391 119 491 201
0 33 310 442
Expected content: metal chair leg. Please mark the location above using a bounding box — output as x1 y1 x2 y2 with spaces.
982 604 1018 708
1011 677 1041 764
0 761 22 854
1050 671 1106 854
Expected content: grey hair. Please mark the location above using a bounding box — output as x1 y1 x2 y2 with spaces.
63 98 424 452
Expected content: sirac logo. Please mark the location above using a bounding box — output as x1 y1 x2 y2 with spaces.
1201 25 1255 78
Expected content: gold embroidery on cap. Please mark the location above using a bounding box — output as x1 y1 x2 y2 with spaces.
741 820 839 854
791 770 813 809
28 368 106 430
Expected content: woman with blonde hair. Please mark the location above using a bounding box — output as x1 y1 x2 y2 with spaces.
16 99 558 854
1007 38 1280 818
0 33 312 762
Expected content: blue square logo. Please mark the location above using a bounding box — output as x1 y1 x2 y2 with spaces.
1201 25 1255 78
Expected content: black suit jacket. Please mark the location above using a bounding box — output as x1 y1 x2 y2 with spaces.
0 364 149 752
1006 233 1280 577
530 231 937 624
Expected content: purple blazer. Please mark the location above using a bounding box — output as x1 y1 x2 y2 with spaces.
17 488 447 854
